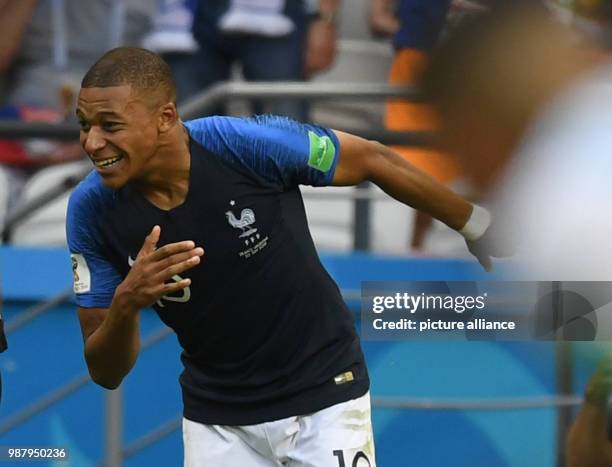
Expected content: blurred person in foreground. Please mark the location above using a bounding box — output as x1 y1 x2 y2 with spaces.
422 1 612 465
421 0 604 274
67 47 502 466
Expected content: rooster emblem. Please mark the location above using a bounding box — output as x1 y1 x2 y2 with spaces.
225 208 258 238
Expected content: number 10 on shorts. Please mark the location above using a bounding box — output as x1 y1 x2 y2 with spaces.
333 449 372 466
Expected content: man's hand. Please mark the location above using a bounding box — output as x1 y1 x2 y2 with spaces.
304 18 337 78
466 237 493 272
114 225 204 311
368 0 399 37
464 218 516 272
461 206 514 272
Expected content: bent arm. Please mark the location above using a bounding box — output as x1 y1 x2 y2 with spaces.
78 298 140 390
332 130 472 230
74 226 203 389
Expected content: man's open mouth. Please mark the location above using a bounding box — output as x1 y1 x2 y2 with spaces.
94 155 124 168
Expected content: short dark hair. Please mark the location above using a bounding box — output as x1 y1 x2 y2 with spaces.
81 47 177 104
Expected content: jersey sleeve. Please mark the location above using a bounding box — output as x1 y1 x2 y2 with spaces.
66 175 122 308
185 115 340 189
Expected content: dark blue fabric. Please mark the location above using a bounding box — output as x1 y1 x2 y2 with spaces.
188 0 309 118
0 105 21 120
393 0 452 50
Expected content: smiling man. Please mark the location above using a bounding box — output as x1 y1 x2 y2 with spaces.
67 47 498 467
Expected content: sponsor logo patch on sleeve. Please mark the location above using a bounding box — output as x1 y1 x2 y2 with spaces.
307 131 335 173
71 253 91 293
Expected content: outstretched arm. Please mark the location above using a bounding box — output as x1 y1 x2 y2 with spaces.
332 130 493 268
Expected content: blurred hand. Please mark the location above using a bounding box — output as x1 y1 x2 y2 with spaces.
465 220 515 272
368 0 399 37
304 19 337 78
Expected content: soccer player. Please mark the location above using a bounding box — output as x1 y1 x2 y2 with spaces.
66 47 495 466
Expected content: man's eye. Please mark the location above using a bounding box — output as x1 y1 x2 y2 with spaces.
78 121 90 131
102 122 120 131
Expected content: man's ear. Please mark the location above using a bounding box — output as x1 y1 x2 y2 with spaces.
158 102 178 133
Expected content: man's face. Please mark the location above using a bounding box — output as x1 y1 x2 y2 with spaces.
76 85 160 190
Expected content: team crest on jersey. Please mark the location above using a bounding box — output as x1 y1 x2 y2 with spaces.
128 256 191 307
226 200 269 259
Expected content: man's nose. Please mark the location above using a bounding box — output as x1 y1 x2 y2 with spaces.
82 127 106 154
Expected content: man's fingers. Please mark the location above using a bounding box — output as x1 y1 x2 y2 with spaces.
478 254 492 272
159 278 192 295
466 239 493 272
149 240 198 262
154 254 202 283
150 247 204 275
136 225 161 259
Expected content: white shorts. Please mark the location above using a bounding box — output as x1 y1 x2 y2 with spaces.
183 391 376 467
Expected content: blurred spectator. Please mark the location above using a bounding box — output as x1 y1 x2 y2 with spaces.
369 0 465 253
142 0 201 103
1 0 154 109
0 0 154 235
0 105 83 232
190 0 340 119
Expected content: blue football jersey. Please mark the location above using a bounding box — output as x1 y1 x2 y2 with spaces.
66 115 369 424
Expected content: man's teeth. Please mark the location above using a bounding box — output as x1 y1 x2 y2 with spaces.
95 156 122 168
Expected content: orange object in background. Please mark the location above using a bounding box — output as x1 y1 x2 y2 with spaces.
386 48 462 184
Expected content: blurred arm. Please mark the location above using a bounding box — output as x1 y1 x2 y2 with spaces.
0 0 38 73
